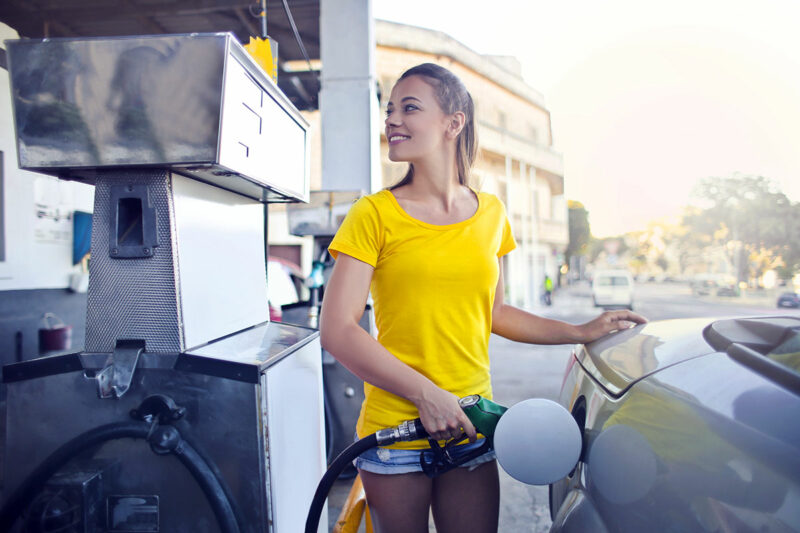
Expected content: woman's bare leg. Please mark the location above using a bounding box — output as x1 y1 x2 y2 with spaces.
431 460 500 533
359 469 433 533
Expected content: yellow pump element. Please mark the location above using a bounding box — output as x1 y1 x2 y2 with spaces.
244 36 279 83
333 475 373 533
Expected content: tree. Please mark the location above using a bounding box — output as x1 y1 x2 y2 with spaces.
565 200 591 267
683 174 800 281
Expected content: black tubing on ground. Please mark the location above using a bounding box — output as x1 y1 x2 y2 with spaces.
305 432 379 533
0 421 240 533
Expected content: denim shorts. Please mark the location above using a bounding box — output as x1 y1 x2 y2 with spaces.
354 437 496 475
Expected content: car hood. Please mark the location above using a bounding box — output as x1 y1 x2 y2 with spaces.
575 317 718 397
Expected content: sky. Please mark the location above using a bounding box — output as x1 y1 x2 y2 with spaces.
373 0 800 237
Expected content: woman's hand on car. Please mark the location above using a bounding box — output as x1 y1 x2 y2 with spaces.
577 309 648 343
413 385 477 443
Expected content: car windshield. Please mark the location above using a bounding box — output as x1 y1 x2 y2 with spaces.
597 276 629 287
766 329 800 377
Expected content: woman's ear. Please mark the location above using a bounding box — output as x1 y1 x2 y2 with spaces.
446 111 466 139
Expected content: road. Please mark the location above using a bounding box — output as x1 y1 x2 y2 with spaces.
326 281 800 532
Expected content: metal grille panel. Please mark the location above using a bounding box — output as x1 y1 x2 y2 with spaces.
86 170 183 353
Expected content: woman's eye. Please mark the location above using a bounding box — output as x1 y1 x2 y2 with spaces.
385 108 393 117
404 104 418 112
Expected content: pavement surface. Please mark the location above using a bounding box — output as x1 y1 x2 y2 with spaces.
324 280 800 532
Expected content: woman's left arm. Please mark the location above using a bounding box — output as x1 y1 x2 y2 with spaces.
491 258 647 345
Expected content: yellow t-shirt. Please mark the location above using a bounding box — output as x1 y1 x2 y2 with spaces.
328 189 516 448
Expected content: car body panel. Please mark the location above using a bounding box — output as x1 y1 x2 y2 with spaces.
576 318 717 396
551 316 800 533
549 487 610 533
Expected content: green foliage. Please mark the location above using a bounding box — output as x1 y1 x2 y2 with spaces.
566 200 591 264
589 237 628 262
683 175 800 280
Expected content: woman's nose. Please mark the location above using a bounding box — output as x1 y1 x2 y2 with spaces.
385 113 400 127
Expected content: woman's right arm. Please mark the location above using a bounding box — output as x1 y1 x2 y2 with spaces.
319 253 475 442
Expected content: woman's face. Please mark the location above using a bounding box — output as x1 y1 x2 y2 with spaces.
385 75 452 163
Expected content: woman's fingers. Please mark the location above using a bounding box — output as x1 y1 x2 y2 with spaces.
578 309 649 342
416 389 478 442
427 414 470 441
610 309 647 325
461 416 478 443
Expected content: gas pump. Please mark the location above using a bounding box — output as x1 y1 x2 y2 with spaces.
1 34 326 532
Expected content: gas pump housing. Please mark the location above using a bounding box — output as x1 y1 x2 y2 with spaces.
2 33 326 533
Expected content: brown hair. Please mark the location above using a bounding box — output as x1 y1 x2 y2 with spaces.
389 63 478 189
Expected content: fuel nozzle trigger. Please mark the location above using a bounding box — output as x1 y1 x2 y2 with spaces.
420 436 492 478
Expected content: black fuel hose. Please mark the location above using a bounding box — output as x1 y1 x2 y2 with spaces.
305 418 428 533
0 421 241 533
304 433 378 533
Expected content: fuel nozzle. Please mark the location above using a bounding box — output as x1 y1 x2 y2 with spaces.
374 395 508 446
375 418 427 445
458 394 507 438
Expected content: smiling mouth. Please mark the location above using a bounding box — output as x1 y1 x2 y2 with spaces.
388 135 410 144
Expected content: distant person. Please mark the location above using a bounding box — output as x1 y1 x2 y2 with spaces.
543 274 554 306
320 63 647 533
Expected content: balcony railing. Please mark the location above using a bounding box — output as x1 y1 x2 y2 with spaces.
538 218 568 246
478 120 564 180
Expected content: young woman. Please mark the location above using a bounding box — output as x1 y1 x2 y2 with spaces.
320 63 646 533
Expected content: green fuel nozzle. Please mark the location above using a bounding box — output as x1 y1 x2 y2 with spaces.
457 394 508 438
374 395 507 446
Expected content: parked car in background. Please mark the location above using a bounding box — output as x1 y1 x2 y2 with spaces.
777 292 800 309
690 273 738 297
591 269 634 310
549 315 800 533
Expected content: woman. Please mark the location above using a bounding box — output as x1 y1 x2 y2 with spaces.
320 63 646 533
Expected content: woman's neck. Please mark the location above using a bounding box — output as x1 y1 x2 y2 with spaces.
403 152 463 211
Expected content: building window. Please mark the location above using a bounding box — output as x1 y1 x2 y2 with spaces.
529 124 539 143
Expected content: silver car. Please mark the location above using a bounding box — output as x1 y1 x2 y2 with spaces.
549 316 800 532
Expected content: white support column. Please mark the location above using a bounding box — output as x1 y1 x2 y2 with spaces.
320 0 381 193
519 161 531 309
530 165 541 306
504 155 518 306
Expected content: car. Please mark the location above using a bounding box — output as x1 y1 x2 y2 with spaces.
548 315 800 533
777 292 800 308
690 273 737 297
591 269 634 310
